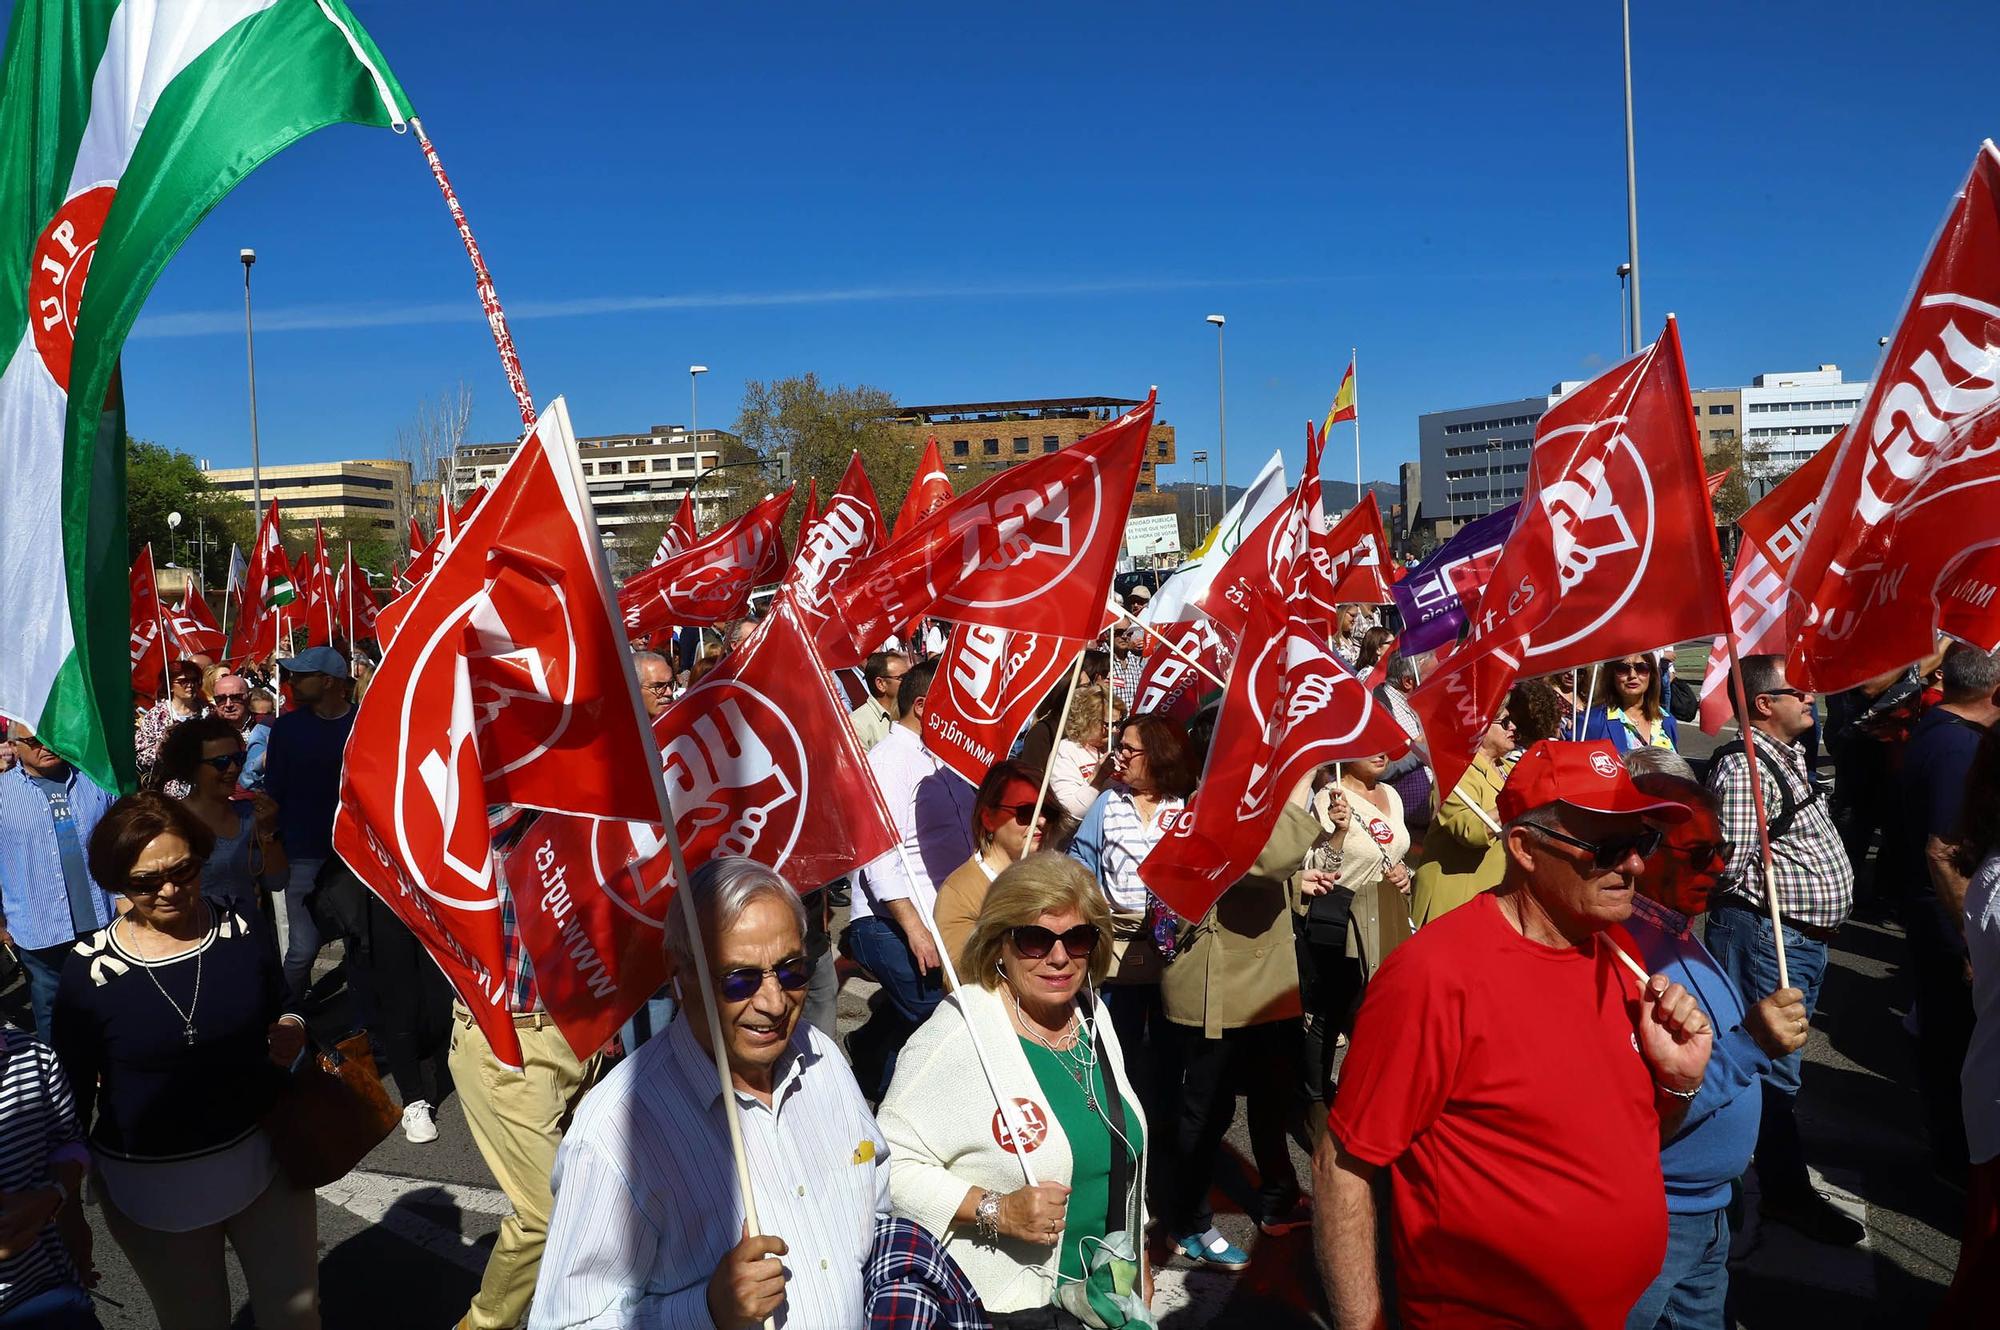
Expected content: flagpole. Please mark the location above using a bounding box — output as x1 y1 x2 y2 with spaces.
148 545 171 691
1026 649 1089 853
1109 602 1228 690
1105 623 1116 756
1722 635 1790 991
1351 346 1363 510
345 542 356 653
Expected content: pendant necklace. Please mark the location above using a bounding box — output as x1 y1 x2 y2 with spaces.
129 905 207 1045
1011 989 1098 1111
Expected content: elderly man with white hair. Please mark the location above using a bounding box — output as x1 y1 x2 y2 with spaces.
531 858 890 1330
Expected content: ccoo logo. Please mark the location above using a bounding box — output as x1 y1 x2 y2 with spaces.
1524 418 1655 661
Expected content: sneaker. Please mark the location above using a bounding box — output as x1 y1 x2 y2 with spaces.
1175 1227 1250 1271
1760 1190 1865 1246
401 1099 439 1145
1258 1196 1314 1237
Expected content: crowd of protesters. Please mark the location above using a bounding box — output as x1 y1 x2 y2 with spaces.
0 585 1995 1329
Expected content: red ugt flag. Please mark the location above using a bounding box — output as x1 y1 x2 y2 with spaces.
1787 142 2000 693
892 437 953 542
1696 441 1838 733
837 396 1153 651
129 546 169 700
620 488 794 638
504 596 900 1056
778 452 887 669
1140 597 1411 923
923 623 1079 787
333 398 668 1066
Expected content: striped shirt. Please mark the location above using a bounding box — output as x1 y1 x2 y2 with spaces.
530 1016 889 1329
0 1026 88 1313
1099 789 1183 913
1710 728 1854 930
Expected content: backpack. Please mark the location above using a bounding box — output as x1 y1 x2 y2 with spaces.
1709 737 1824 841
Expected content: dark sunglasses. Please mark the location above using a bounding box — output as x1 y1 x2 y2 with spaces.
1008 924 1100 960
213 692 249 703
1526 823 1664 871
1679 840 1736 873
1610 660 1655 676
1759 688 1811 703
127 858 203 894
715 954 812 1003
197 752 245 774
996 801 1054 828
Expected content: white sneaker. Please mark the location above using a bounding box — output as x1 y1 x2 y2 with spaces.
401 1099 438 1144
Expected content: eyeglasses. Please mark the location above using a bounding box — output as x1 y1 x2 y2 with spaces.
126 858 203 895
1114 743 1145 759
1525 823 1664 871
1678 840 1735 873
715 954 812 1003
996 801 1054 828
1759 688 1811 703
1493 715 1517 730
1611 660 1655 676
197 752 245 774
641 681 674 695
1008 924 1100 960
213 692 249 703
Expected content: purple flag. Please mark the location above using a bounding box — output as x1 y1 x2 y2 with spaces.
1391 504 1518 657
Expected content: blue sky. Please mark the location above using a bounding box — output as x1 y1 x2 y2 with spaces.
44 0 2000 489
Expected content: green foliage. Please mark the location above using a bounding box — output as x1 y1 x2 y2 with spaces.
1703 430 1770 528
730 374 937 544
126 437 251 583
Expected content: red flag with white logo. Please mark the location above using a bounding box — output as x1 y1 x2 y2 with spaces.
619 489 795 638
1140 598 1411 922
1324 491 1396 605
299 523 336 648
836 396 1154 650
1696 441 1839 733
129 546 169 700
923 623 1080 787
1412 322 1725 798
333 398 668 1066
891 437 953 542
653 493 699 567
166 583 226 661
332 544 381 648
504 596 899 1056
1202 420 1341 642
227 499 292 667
778 452 887 669
1131 616 1229 726
1786 142 2000 693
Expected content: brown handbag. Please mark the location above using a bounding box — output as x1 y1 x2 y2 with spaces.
264 1032 401 1189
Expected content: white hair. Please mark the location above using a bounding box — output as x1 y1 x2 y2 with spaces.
663 856 807 974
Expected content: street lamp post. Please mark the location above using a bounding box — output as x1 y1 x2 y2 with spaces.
1617 262 1633 358
1621 0 1643 354
689 365 709 445
241 250 263 516
167 511 182 572
1206 314 1227 527
1192 450 1209 540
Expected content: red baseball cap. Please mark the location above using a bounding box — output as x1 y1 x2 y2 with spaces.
1495 739 1692 825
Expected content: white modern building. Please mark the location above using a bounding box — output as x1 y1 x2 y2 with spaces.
453 423 740 537
1738 366 1868 475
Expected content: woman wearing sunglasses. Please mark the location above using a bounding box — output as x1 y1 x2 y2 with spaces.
51 793 316 1330
935 760 1057 966
1411 704 1518 927
1583 652 1680 754
152 719 284 927
880 854 1150 1328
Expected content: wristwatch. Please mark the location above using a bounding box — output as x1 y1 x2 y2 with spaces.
974 1190 1002 1243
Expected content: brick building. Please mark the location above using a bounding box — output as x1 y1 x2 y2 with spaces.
881 396 1176 494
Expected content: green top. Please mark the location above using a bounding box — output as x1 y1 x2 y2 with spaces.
1019 1035 1144 1284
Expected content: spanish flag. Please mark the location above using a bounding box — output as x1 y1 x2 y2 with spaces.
1324 359 1358 430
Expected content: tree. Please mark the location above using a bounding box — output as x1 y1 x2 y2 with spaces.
395 382 474 535
126 438 251 583
729 374 935 544
1702 429 1777 528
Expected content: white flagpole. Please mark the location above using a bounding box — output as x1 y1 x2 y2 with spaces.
344 542 356 652
1027 648 1089 854
1351 347 1363 510
1108 601 1227 690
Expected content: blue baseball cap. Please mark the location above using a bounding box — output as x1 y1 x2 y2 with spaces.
278 646 350 680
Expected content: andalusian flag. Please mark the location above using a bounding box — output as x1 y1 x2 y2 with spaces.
0 1 413 792
1324 358 1358 432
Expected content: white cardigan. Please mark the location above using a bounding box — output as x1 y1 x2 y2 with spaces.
877 981 1149 1314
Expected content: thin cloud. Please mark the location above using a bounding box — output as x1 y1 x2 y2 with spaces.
129 275 1305 339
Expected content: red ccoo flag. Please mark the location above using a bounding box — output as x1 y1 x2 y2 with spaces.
1140 597 1410 923
777 452 887 669
1786 142 2000 693
923 623 1079 787
1324 491 1396 605
835 395 1154 651
891 437 953 542
1411 320 1728 799
128 546 170 700
653 493 699 567
1203 420 1342 642
332 545 381 648
299 523 336 648
333 399 668 1066
228 499 293 667
503 596 899 1056
619 488 794 639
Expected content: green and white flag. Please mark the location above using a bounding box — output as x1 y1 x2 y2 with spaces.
0 0 413 792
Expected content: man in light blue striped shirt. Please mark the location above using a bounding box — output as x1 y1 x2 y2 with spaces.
531 858 889 1329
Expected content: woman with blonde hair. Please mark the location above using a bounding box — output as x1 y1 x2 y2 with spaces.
879 853 1150 1327
1050 685 1120 821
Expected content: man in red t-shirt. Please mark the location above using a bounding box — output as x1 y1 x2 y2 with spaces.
1312 739 1715 1329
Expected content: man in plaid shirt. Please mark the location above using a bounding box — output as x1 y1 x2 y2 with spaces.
1703 654 1864 1246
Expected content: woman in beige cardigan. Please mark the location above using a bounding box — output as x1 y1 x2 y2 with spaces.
1409 705 1516 926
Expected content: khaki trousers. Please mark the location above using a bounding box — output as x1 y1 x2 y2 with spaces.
101 1170 320 1330
448 1005 602 1330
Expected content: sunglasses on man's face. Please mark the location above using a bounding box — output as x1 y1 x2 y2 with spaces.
1526 823 1664 871
715 954 812 1004
127 858 203 895
197 752 245 774
1760 688 1811 704
1678 840 1735 873
213 692 249 704
1008 924 1100 961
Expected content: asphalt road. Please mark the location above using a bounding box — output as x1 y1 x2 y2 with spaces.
27 682 1971 1327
